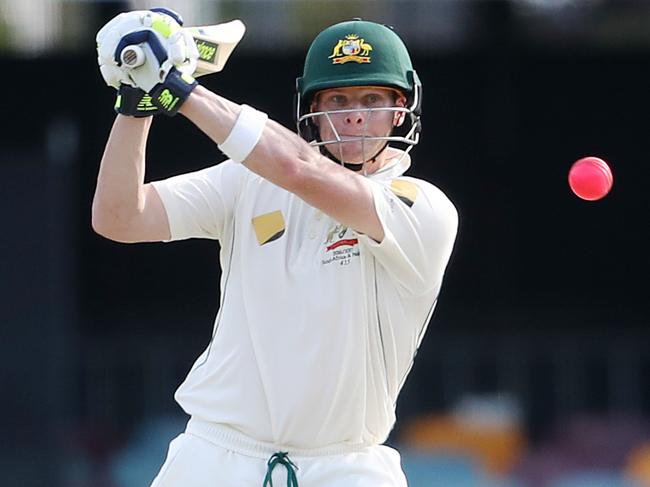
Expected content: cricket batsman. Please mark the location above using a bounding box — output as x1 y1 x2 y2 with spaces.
93 8 458 487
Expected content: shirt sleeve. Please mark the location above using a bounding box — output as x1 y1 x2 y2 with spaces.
150 160 247 242
357 177 459 296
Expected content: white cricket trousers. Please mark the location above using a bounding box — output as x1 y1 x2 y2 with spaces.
149 418 408 487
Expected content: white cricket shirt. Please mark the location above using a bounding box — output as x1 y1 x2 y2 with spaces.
151 150 458 450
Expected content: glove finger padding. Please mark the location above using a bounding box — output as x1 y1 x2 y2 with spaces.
100 64 132 89
98 24 134 88
150 7 184 26
166 29 200 67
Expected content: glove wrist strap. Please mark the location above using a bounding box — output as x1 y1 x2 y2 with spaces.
115 85 159 117
150 68 197 116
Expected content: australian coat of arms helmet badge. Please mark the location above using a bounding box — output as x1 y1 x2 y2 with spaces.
328 34 373 64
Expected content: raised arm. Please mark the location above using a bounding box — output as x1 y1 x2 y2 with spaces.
91 115 170 243
179 87 384 241
93 9 386 242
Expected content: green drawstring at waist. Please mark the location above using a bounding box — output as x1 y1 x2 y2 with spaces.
263 451 298 487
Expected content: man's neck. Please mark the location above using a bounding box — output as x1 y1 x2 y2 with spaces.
361 147 400 175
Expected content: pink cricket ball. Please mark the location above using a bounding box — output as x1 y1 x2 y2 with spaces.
568 156 614 201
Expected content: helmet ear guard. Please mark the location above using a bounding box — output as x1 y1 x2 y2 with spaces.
390 69 422 144
409 70 423 118
294 77 319 143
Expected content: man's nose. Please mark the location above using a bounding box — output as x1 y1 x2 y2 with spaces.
344 108 366 125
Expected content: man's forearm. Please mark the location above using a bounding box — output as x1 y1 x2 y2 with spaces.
179 86 316 191
179 86 239 144
92 115 152 235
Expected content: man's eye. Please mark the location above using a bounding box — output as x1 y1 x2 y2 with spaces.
365 94 384 106
327 95 345 105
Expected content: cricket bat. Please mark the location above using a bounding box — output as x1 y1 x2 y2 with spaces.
186 20 246 77
119 19 246 77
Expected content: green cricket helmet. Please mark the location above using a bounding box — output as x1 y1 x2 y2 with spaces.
295 19 422 168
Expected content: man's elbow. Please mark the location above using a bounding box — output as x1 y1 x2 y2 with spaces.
91 204 138 243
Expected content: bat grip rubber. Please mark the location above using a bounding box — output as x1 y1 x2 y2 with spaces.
120 44 146 68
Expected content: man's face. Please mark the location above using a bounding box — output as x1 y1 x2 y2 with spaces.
312 86 406 164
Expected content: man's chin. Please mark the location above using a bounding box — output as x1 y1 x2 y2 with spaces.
323 143 382 164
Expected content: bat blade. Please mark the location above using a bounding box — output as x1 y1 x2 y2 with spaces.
185 20 246 77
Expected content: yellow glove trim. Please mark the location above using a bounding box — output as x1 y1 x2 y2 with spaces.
151 13 180 39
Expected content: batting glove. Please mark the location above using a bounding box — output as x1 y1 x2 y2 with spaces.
97 8 199 116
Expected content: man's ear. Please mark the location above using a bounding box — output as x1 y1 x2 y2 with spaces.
310 97 320 126
393 95 407 127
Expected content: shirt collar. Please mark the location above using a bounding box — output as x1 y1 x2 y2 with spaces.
366 148 412 182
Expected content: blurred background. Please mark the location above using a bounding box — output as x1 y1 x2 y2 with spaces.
1 0 649 486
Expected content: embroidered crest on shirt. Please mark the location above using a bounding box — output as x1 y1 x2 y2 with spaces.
390 179 419 207
252 210 285 245
322 223 359 266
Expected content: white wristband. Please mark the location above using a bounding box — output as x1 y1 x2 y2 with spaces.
218 105 268 163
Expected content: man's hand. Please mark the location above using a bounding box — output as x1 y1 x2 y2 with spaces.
97 9 199 116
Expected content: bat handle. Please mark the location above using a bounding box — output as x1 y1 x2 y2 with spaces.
120 44 146 68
